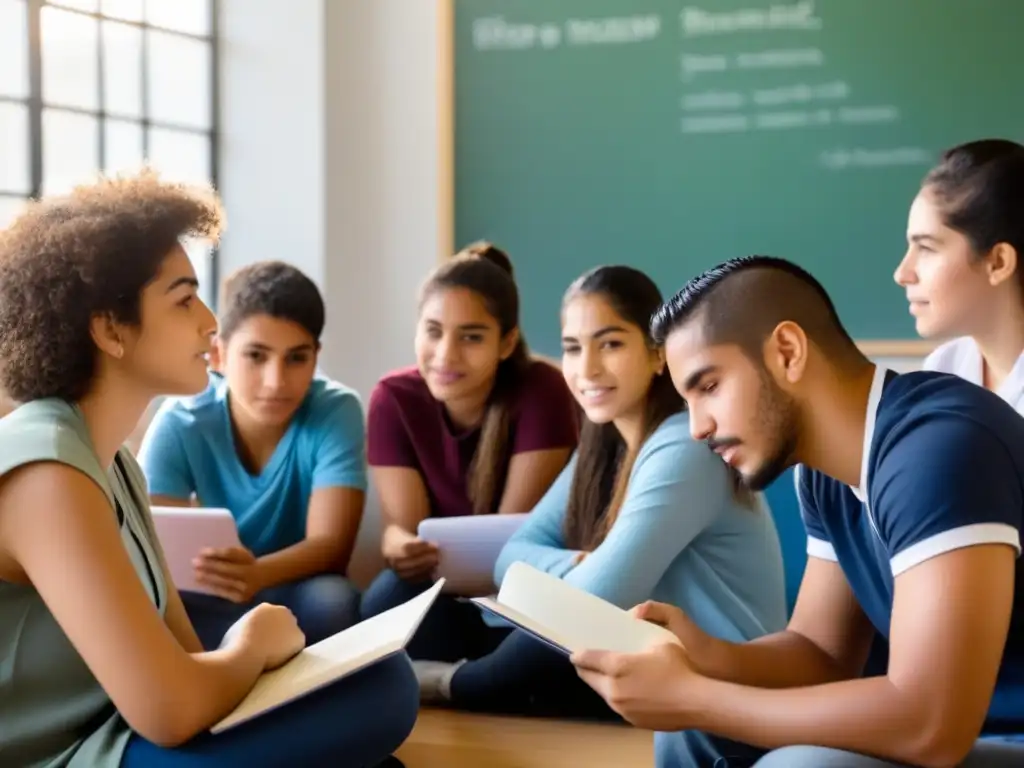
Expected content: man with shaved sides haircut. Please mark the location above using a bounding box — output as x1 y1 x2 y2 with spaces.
571 255 1024 767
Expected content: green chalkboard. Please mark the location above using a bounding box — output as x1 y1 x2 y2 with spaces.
454 0 1024 356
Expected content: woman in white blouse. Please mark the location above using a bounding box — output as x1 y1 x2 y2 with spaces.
895 138 1024 408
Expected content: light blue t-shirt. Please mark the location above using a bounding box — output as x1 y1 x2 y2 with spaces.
494 411 788 642
138 372 367 556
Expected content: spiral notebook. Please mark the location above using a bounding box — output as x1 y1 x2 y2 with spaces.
212 579 445 733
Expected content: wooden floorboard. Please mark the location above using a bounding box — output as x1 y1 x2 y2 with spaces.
395 707 654 767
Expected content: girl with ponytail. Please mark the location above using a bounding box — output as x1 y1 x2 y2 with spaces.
360 243 578 652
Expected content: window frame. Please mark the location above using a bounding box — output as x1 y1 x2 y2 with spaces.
0 0 221 303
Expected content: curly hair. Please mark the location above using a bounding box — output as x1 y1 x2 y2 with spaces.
0 169 224 403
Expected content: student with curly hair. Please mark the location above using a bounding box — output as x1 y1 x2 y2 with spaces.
0 172 417 768
139 262 365 649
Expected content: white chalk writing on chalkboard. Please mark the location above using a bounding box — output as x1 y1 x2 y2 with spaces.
680 2 824 37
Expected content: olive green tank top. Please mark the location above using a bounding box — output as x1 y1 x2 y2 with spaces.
0 400 168 767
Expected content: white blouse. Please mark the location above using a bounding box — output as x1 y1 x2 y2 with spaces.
924 337 1024 414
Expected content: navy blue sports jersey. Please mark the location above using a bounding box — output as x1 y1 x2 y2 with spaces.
797 366 1024 684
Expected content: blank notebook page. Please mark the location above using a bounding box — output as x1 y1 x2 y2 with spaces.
213 579 444 733
488 561 681 654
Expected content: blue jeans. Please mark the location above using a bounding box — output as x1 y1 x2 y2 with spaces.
183 574 361 650
120 652 418 767
655 730 1024 767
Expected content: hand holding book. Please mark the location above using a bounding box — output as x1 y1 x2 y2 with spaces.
570 639 698 732
469 561 697 730
212 579 445 733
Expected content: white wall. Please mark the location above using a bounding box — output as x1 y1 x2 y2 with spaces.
321 0 448 397
218 0 447 585
217 0 326 287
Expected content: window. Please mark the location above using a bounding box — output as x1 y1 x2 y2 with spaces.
0 0 219 305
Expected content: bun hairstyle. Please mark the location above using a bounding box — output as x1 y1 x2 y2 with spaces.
458 240 515 278
419 241 530 514
923 139 1024 288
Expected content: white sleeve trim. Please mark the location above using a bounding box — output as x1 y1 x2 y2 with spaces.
890 523 1021 577
807 536 838 561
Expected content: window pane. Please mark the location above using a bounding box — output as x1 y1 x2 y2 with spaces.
43 108 99 195
50 0 99 11
0 196 28 231
0 0 29 98
147 127 210 186
101 0 143 22
0 102 30 194
42 6 99 111
147 32 210 129
146 0 210 36
104 118 143 175
102 21 142 117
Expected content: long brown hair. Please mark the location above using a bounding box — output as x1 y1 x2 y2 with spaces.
420 241 530 514
562 266 752 552
562 266 683 550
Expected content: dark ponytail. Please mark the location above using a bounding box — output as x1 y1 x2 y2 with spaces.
420 241 529 514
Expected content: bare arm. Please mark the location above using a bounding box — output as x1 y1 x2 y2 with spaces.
257 487 365 586
371 465 439 578
496 448 572 515
688 556 876 688
685 545 1015 767
373 466 431 534
161 574 204 654
0 463 269 747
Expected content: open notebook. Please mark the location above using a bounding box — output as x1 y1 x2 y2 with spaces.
471 562 682 656
212 579 445 733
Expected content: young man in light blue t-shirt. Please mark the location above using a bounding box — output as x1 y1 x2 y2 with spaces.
139 261 367 648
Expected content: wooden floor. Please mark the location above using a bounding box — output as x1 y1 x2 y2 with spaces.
395 707 654 767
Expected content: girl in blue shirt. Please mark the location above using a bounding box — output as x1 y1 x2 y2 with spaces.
414 265 787 717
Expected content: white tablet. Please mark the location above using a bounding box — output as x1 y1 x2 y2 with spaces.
150 506 242 595
417 513 529 596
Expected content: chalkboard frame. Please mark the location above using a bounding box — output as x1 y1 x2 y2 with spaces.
438 0 936 361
